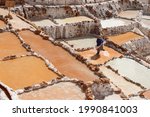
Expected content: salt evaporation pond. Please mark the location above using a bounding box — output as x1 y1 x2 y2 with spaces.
54 16 93 25
140 15 150 28
33 19 56 27
118 10 140 19
141 19 150 29
106 58 150 89
65 36 97 49
101 18 133 28
19 82 86 100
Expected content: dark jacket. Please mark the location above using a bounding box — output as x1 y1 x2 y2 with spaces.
96 38 105 47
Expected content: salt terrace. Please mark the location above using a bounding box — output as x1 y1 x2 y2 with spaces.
18 30 99 82
0 0 150 100
62 36 97 50
107 32 144 46
19 82 86 100
0 32 28 58
106 57 150 89
32 19 56 27
118 10 141 19
141 15 150 28
78 46 122 65
101 18 134 28
0 56 58 90
54 16 94 25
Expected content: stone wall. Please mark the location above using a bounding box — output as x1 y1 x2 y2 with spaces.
20 5 85 19
14 4 101 39
122 37 150 63
137 0 150 4
21 4 101 20
122 38 150 52
14 0 150 20
43 20 98 39
11 0 150 39
102 22 137 36
24 0 110 5
143 4 150 15
13 1 120 22
0 0 24 5
91 79 113 100
119 0 144 10
118 0 150 13
0 0 5 5
85 0 121 19
139 24 150 38
25 0 83 5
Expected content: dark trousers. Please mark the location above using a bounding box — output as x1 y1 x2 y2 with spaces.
96 45 104 55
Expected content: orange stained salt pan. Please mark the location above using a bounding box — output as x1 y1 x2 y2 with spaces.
0 56 58 90
78 46 122 65
19 82 86 100
142 90 150 99
18 30 99 82
0 20 6 28
108 32 143 46
0 32 28 58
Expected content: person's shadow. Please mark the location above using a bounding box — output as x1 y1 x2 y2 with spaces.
91 54 100 60
91 47 105 60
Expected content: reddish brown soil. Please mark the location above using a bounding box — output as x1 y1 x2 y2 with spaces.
19 82 85 100
108 32 143 45
0 32 28 58
0 56 58 90
19 30 98 82
0 20 6 28
78 46 122 65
